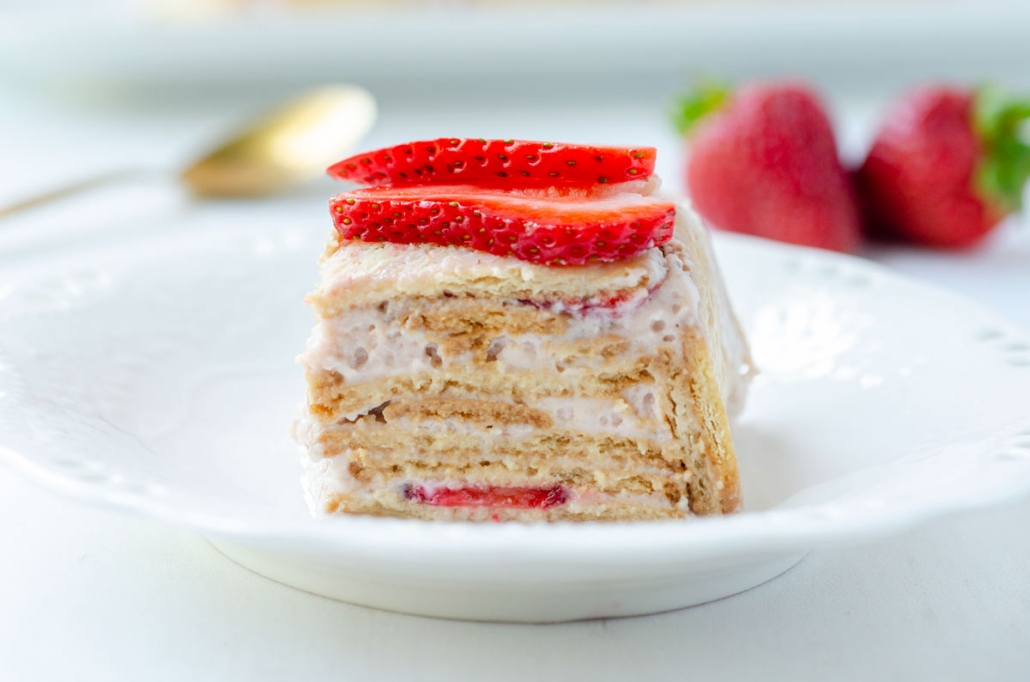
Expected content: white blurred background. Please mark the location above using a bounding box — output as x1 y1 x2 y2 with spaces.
3 1 1030 175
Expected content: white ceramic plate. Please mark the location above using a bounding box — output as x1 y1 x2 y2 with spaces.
1 212 1030 623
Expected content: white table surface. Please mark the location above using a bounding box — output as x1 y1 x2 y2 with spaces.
1 81 1028 681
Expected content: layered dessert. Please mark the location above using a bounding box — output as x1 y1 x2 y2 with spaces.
295 138 752 521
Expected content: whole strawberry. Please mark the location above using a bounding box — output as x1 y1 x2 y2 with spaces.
674 82 861 252
855 86 1030 248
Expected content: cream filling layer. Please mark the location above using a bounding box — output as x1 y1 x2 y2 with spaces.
300 390 672 444
300 250 698 384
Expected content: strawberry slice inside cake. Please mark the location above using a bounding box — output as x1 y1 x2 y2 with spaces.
295 138 752 521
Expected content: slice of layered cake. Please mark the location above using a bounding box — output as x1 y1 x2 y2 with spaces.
295 138 752 521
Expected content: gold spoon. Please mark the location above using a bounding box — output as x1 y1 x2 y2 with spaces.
0 85 377 218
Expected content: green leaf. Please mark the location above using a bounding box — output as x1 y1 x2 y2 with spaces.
973 85 1030 212
670 82 731 136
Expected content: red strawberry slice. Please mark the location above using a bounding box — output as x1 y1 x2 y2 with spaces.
328 138 657 189
329 185 676 266
404 484 569 509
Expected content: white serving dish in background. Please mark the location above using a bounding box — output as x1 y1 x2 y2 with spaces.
1 1 1029 92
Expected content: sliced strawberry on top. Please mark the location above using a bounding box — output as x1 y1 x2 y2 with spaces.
327 138 657 189
329 185 676 266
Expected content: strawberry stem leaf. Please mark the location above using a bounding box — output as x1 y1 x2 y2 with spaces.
671 82 731 136
973 85 1030 212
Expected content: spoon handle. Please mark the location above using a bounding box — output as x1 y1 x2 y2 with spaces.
0 168 156 220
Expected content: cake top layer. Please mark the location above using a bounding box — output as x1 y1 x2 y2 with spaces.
325 138 676 266
309 234 669 315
